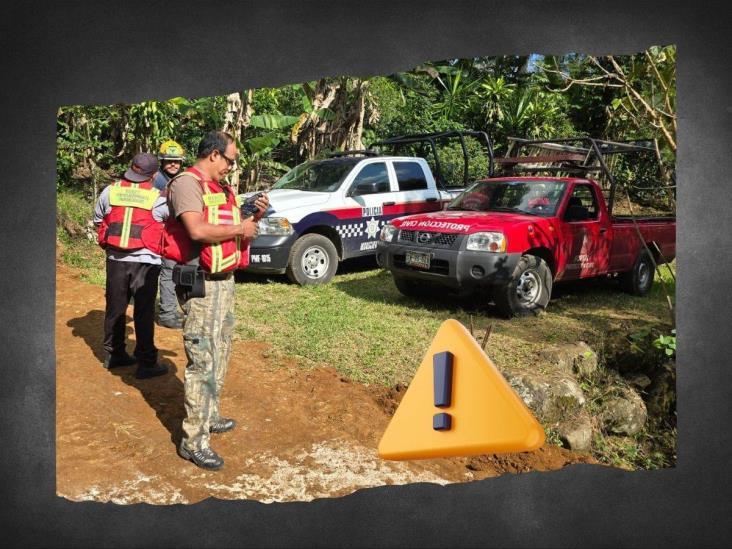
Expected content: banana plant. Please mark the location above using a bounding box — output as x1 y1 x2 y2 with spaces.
290 82 336 143
123 100 179 154
240 112 300 189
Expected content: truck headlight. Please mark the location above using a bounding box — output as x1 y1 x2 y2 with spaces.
258 217 293 236
380 223 398 242
466 232 506 252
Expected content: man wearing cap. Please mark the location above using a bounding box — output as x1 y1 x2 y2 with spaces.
93 153 169 379
153 140 186 330
162 131 268 470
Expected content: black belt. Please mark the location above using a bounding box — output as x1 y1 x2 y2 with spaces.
203 272 233 281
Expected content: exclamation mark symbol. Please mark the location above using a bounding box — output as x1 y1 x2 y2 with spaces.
433 351 453 431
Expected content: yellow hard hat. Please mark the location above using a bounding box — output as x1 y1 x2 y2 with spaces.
158 139 185 161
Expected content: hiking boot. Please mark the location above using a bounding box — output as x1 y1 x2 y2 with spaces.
103 353 137 369
209 417 236 434
134 363 169 379
178 445 224 470
157 315 184 329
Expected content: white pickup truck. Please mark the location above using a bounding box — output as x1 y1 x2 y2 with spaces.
240 152 462 284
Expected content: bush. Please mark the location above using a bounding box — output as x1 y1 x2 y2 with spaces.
57 189 95 241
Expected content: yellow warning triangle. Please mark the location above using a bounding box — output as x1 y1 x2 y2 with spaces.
378 319 545 460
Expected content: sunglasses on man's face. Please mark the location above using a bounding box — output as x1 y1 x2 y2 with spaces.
217 150 238 169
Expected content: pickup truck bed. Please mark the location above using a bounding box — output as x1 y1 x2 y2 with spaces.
377 176 675 317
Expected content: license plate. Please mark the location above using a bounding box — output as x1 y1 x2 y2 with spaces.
406 251 431 270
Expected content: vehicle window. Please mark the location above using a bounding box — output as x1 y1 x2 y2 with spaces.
394 162 428 191
567 184 599 220
349 162 390 195
272 158 360 193
447 179 566 217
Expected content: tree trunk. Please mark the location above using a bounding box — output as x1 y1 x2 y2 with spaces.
240 89 256 191
222 91 253 193
292 79 339 160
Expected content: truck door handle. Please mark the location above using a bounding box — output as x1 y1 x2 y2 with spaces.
599 228 607 234
383 201 395 206
426 197 438 202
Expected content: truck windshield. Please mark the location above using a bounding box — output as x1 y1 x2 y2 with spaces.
448 179 567 216
272 158 361 192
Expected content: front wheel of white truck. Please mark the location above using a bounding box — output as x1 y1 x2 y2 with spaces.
286 233 339 285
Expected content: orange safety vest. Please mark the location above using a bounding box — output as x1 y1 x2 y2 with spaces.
161 167 250 273
97 180 163 254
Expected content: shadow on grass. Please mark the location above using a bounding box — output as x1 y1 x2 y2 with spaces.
235 255 382 286
333 267 494 315
334 267 673 340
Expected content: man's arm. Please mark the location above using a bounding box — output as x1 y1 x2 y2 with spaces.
152 195 169 223
171 176 268 243
179 211 259 243
92 186 111 226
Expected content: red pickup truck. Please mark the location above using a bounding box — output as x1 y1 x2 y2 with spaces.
376 138 676 317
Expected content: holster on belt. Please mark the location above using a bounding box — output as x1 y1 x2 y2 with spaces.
172 263 206 300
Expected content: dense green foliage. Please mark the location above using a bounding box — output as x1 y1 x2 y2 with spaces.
57 47 676 202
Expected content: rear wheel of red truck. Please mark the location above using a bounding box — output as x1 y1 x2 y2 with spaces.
620 248 655 296
493 255 552 318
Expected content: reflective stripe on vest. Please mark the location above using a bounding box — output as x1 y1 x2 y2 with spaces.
201 183 241 273
108 182 160 249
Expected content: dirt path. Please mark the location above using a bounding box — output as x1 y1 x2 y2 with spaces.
56 262 597 504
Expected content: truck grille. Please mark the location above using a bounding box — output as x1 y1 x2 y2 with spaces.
398 230 458 248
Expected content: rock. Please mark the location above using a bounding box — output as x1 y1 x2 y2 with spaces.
506 372 586 423
539 342 598 377
601 388 648 435
61 218 82 238
85 220 97 242
646 362 676 419
625 373 652 390
558 414 594 452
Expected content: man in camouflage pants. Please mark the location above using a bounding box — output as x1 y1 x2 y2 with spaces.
179 275 236 456
165 131 268 470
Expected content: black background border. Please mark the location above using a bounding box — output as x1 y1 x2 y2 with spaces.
1 1 731 547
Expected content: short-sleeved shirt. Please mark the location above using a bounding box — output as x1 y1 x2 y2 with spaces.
167 174 205 219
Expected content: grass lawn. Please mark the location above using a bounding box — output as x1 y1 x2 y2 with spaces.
233 257 675 387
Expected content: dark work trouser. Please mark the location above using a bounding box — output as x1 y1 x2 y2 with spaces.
103 258 161 365
158 257 180 321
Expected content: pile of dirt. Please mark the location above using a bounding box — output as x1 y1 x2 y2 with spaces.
56 262 598 505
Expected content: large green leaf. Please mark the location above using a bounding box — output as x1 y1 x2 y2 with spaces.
250 114 300 129
169 97 191 107
262 159 292 173
301 85 313 112
389 72 430 96
245 133 281 154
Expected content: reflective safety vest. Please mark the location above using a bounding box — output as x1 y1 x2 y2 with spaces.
161 167 250 273
97 180 163 254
